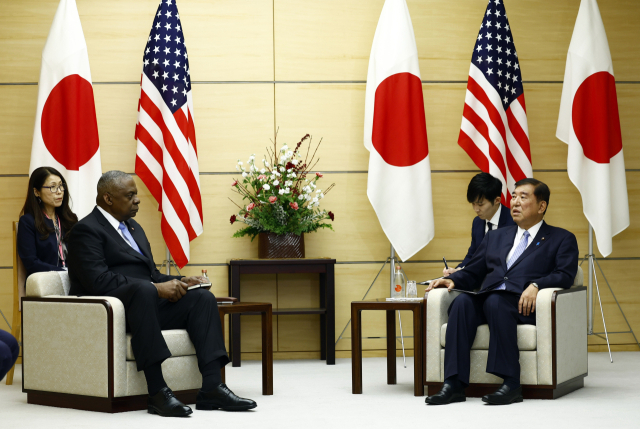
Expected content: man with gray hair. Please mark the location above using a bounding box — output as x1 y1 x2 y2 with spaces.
67 171 256 416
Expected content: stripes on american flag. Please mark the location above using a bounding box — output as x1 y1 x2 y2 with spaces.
135 0 202 268
458 0 532 205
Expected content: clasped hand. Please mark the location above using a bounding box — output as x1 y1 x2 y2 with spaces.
518 284 539 316
154 276 208 302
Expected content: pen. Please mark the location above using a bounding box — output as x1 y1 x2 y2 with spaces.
443 257 449 270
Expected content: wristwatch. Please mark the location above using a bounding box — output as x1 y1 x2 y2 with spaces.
531 282 539 289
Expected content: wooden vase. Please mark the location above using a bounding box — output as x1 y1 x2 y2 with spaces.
258 232 305 259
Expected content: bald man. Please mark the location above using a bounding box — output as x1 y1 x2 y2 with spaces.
67 171 256 417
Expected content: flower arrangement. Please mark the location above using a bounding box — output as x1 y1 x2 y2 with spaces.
230 134 335 240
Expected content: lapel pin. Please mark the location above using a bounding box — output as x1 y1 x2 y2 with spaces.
536 242 540 246
541 237 545 241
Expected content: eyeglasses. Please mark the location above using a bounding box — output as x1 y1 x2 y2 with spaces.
42 184 65 193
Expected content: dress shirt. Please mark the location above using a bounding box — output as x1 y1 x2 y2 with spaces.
485 205 502 234
506 220 543 262
97 206 137 250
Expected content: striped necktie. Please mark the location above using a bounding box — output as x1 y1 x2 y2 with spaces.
496 230 530 290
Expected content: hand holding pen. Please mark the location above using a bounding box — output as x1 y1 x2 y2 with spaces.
442 256 461 276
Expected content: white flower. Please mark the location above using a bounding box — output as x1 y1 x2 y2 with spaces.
263 184 270 190
249 155 255 161
281 145 288 151
236 165 241 171
237 161 243 165
298 194 305 200
310 182 316 189
287 168 292 173
279 166 286 172
284 187 290 194
319 193 325 199
242 172 248 178
250 165 256 172
274 171 281 177
260 168 266 174
288 173 296 178
285 181 292 187
273 180 280 186
291 159 299 165
316 189 322 194
278 188 286 195
306 194 311 201
287 150 293 158
264 160 270 167
312 197 319 203
303 186 311 193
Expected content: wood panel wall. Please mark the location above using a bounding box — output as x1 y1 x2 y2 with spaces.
1 0 639 358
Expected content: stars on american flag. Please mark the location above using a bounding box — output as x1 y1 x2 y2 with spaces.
472 0 523 108
142 0 191 114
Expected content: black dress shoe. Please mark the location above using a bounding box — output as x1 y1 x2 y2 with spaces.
196 383 257 411
482 384 523 405
147 387 193 417
425 383 466 405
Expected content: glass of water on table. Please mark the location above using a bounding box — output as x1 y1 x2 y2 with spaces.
406 280 417 298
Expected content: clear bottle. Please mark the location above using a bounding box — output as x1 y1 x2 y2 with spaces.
202 269 210 282
392 265 405 298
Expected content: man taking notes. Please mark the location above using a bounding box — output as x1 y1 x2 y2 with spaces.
444 172 515 276
426 178 578 405
67 171 256 417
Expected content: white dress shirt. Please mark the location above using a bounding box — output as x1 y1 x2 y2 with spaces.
506 220 543 263
96 205 135 249
485 205 502 234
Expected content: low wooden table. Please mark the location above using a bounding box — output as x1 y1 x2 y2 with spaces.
228 258 336 367
351 298 424 396
218 302 273 395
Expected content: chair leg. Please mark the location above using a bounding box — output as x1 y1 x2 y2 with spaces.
6 311 21 385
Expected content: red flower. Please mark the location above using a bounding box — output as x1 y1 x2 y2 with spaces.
316 172 323 178
244 212 249 218
290 202 299 210
285 161 295 170
328 211 334 221
247 202 256 211
232 180 238 187
230 215 237 224
269 196 277 204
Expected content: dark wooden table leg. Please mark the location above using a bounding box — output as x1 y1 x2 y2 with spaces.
326 263 335 365
413 307 424 396
351 304 363 394
219 310 226 384
261 306 273 395
229 265 242 367
319 272 327 361
386 309 396 385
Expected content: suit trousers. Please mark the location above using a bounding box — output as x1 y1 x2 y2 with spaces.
0 329 19 381
444 291 535 385
107 283 229 372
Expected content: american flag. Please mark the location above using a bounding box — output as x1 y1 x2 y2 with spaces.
458 0 532 204
135 0 203 268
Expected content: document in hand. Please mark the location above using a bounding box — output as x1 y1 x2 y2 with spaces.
187 282 212 291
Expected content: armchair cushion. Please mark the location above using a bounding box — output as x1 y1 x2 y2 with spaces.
126 329 196 361
440 323 537 351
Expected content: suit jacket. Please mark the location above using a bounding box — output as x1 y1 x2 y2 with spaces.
17 213 66 276
458 204 515 268
67 207 180 299
448 221 578 294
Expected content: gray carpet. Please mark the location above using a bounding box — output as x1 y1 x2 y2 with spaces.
1 352 639 428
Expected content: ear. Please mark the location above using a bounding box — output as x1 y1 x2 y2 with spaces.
493 196 501 206
103 192 113 206
538 200 547 214
33 188 40 198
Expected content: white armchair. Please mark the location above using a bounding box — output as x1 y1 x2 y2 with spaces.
423 266 587 399
21 271 202 412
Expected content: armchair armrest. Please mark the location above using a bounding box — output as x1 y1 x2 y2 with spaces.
424 288 460 382
535 287 587 386
22 296 127 398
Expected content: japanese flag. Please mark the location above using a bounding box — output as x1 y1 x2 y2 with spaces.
364 0 434 261
556 0 629 257
30 0 101 219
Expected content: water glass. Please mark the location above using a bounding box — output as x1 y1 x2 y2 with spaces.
406 280 417 298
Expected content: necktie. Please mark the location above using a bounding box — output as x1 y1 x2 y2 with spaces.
486 222 493 235
118 222 143 255
497 230 530 290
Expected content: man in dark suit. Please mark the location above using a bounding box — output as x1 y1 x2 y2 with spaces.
426 178 578 405
444 172 515 276
67 171 256 417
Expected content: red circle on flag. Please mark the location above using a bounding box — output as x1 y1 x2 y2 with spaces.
571 71 622 164
372 72 429 167
41 74 100 171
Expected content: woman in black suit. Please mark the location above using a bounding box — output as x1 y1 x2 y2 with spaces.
17 166 78 275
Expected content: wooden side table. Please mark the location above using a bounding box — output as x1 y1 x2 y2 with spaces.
218 302 273 395
351 299 424 396
228 258 336 367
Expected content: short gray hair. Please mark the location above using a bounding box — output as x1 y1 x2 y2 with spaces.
97 170 131 197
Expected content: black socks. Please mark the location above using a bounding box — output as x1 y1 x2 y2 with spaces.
144 362 168 397
444 375 466 390
201 358 222 392
503 375 521 390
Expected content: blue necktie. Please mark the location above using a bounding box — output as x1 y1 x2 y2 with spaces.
118 222 143 255
497 230 530 290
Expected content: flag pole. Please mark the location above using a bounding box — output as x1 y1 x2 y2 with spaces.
161 245 181 277
390 244 406 367
584 223 639 362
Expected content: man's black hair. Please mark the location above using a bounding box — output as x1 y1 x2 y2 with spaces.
466 172 503 204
